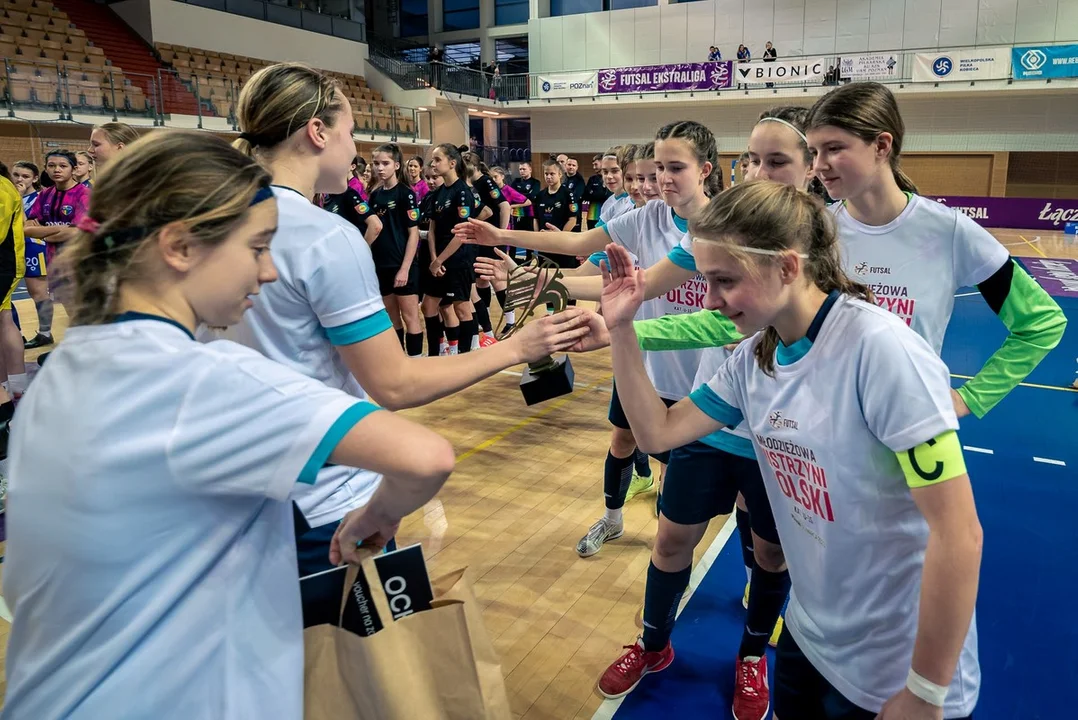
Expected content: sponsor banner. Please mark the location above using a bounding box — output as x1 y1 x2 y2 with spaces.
913 47 1011 82
1018 257 1078 299
537 71 598 98
929 196 1078 231
1012 43 1078 80
838 53 899 79
734 57 827 84
597 61 732 94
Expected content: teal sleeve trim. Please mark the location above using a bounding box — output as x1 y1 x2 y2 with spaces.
595 219 607 229
588 251 607 267
601 224 611 237
699 429 755 459
668 245 697 271
689 385 743 427
298 401 382 485
957 264 1067 418
323 309 393 346
633 310 743 351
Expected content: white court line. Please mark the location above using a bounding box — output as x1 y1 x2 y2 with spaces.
963 446 994 455
591 515 737 720
1033 457 1067 467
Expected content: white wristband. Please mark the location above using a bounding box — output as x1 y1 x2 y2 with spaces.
906 669 948 707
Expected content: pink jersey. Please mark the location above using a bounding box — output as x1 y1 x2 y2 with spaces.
411 179 430 204
28 183 91 266
348 176 368 201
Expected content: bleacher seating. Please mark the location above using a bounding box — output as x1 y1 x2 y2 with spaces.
155 43 416 136
0 0 151 116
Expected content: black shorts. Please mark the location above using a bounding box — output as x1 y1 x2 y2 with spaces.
423 265 474 302
608 381 674 464
659 441 777 541
540 252 581 270
774 628 973 720
376 265 419 297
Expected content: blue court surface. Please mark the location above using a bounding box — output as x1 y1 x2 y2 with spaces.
603 283 1078 720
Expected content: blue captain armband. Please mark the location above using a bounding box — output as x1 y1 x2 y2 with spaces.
668 245 697 271
689 385 743 427
896 430 967 489
298 401 382 484
323 309 393 346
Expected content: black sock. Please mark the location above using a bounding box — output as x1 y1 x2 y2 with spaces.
458 318 478 353
395 327 405 349
474 288 493 333
445 325 459 344
641 562 691 652
739 564 791 659
603 450 636 510
634 449 652 478
424 315 443 356
405 332 424 357
736 506 754 576
494 288 507 312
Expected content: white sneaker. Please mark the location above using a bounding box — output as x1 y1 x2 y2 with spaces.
575 516 624 558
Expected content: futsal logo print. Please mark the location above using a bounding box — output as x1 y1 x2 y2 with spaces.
757 433 835 546
853 262 914 326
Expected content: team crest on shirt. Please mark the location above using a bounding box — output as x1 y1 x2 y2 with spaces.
458 206 471 218
491 187 501 199
357 202 370 214
61 204 74 217
570 203 579 213
407 208 420 221
768 411 799 430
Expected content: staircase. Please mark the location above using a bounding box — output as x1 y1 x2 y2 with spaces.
50 0 204 116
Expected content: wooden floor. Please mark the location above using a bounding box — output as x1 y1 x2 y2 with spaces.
0 228 1073 717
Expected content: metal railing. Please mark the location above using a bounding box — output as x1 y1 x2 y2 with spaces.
2 56 161 122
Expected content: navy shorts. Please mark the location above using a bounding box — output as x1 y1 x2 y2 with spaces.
608 381 673 464
660 440 778 543
774 627 973 720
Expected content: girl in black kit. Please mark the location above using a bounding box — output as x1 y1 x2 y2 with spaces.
537 158 580 273
463 151 510 343
422 143 483 354
369 143 423 356
320 177 382 244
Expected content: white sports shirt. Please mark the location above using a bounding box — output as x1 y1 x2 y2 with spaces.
691 295 979 716
604 199 705 400
227 186 392 527
3 316 378 720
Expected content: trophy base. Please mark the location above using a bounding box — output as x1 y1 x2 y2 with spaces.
519 355 575 406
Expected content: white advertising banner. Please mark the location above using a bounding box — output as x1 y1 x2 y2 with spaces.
912 48 1012 82
537 72 598 98
838 53 900 79
733 57 828 84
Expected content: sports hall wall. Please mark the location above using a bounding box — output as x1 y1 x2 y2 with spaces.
529 0 1078 72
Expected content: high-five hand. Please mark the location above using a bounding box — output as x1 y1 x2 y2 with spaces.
474 246 519 284
510 307 592 363
452 217 503 246
599 243 646 329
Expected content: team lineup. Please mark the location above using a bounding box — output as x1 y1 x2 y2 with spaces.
0 63 1068 720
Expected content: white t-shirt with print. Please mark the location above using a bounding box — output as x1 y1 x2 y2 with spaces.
3 318 375 720
694 295 979 716
599 192 634 225
605 199 705 400
832 193 1009 353
226 186 390 526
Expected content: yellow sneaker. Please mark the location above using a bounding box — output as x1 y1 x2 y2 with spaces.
625 469 654 502
769 615 784 648
742 581 750 610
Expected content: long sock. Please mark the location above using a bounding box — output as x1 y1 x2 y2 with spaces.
641 562 692 652
494 288 507 312
405 332 424 357
424 315 443 357
8 373 26 396
736 507 754 583
634 448 652 478
739 564 791 659
474 286 493 333
35 298 53 336
458 318 477 353
603 450 636 510
395 327 405 349
444 325 459 345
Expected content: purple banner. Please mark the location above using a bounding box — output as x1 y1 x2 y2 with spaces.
928 196 1078 231
1018 257 1078 299
597 61 733 94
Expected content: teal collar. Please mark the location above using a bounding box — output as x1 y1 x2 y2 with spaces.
671 208 688 233
775 290 840 366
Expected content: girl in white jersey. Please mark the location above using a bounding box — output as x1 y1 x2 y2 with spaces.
1 131 456 720
456 122 718 560
227 63 590 626
804 82 1066 418
595 181 983 720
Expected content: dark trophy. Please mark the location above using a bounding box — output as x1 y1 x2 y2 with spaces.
496 256 575 405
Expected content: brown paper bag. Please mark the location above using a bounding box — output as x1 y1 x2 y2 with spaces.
304 559 511 720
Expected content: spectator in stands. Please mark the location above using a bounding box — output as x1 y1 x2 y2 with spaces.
428 46 444 88
737 44 751 88
88 122 139 169
708 46 721 62
763 41 777 87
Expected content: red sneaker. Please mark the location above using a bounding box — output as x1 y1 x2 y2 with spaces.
732 655 770 720
597 638 674 699
479 332 497 348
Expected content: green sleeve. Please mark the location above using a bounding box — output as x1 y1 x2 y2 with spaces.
632 310 744 352
956 260 1067 418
